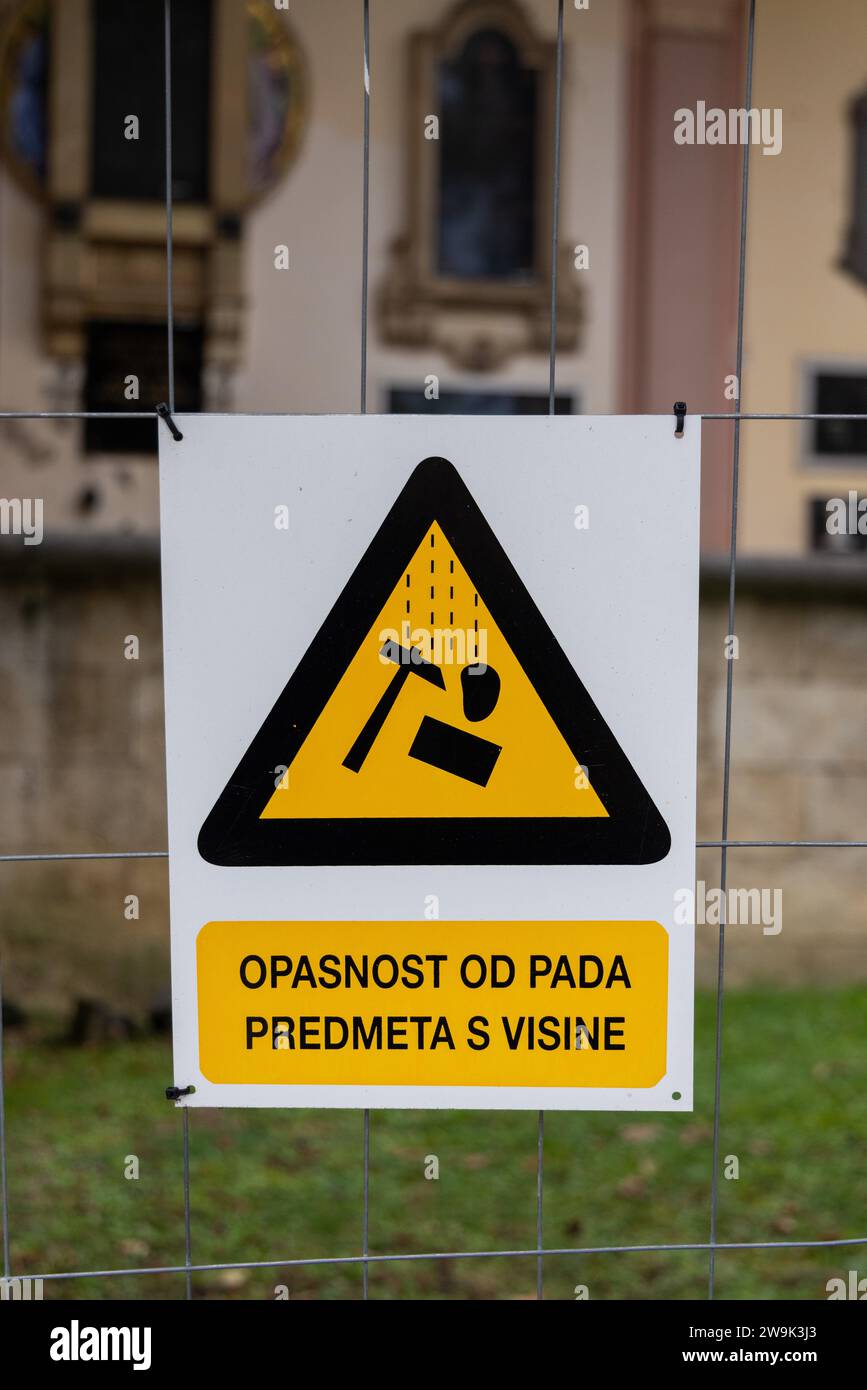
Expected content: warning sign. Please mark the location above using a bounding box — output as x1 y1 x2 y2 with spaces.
160 415 700 1111
198 457 670 866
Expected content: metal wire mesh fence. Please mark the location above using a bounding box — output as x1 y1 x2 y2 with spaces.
1 0 866 1301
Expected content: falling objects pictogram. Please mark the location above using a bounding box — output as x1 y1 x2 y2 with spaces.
197 456 670 867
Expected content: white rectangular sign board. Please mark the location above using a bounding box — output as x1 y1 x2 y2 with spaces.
159 414 700 1110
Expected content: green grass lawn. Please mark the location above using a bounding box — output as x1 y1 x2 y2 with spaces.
3 987 865 1300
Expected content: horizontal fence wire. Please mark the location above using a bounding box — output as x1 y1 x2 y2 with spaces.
18 1230 867 1286
1 0 866 1301
0 411 158 419
2 839 867 865
3 410 867 421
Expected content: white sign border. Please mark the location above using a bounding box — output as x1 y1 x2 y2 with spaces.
159 414 700 1111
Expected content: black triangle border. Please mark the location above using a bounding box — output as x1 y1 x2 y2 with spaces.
197 456 671 866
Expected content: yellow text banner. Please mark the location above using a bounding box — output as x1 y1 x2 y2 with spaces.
197 920 669 1089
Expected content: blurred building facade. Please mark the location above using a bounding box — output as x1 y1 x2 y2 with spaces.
0 0 866 1010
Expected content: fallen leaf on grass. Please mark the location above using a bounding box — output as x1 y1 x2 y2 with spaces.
620 1124 660 1144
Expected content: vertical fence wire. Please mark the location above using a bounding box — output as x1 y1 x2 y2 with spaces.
708 0 757 1301
360 0 372 1303
362 1108 370 1302
535 1110 545 1300
548 0 565 418
537 0 565 1303
182 1108 192 1301
0 959 10 1280
164 0 192 1301
360 0 371 420
0 0 9 1293
164 0 176 415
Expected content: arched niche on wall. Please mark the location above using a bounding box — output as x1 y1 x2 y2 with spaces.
379 0 582 372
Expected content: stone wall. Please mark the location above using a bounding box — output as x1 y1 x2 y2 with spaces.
697 580 867 987
0 558 864 1017
0 555 169 1018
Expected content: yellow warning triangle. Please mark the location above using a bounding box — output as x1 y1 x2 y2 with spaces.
198 457 670 866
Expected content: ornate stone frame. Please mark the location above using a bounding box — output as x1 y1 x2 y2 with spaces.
40 0 251 373
0 0 308 387
379 0 582 371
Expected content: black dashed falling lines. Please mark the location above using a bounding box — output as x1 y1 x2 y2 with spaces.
430 531 435 548
449 585 454 599
449 559 454 574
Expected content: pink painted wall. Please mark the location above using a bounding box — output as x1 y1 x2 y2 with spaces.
622 4 744 552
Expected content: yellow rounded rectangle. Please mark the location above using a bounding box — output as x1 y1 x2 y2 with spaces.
196 921 669 1090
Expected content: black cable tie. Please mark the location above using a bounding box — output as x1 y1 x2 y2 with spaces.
673 401 687 438
165 1084 196 1101
156 402 183 441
